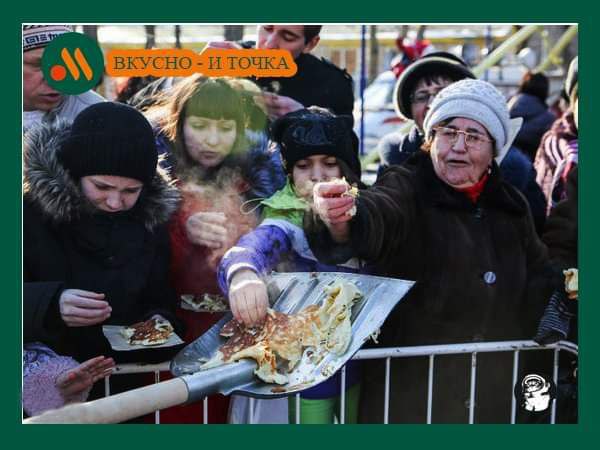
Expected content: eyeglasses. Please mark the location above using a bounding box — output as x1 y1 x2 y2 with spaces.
433 126 493 148
410 90 442 105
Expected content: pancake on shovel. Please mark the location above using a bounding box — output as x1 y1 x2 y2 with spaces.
201 281 362 385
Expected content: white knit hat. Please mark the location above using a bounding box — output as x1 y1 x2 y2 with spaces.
423 79 522 164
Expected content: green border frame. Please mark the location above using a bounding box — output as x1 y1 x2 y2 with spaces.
5 0 595 446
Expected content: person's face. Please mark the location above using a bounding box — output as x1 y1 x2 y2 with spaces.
410 78 452 130
257 25 320 60
23 48 63 111
430 117 494 189
183 116 237 169
80 175 143 213
292 154 342 200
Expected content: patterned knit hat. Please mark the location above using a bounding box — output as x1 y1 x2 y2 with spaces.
423 79 522 164
23 25 73 52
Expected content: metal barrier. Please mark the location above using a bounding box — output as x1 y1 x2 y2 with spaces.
104 340 577 424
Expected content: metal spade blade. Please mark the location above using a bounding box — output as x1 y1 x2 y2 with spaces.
172 272 414 400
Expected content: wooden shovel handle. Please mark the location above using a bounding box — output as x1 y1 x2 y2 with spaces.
24 377 189 424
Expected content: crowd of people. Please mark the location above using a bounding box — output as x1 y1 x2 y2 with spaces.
22 24 578 423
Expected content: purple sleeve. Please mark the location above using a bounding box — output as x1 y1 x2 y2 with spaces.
218 225 292 297
23 355 90 417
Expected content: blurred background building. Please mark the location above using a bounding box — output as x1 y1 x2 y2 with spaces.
74 24 577 158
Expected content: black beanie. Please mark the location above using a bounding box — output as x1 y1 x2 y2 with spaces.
59 102 158 184
394 52 475 120
271 108 361 177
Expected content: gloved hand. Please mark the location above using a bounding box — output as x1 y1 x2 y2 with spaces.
534 289 577 345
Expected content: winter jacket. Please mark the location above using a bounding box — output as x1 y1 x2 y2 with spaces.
534 110 578 215
308 151 553 422
23 120 182 364
377 126 422 174
542 167 578 272
218 180 364 399
500 145 547 234
508 93 555 159
253 52 355 120
377 127 547 233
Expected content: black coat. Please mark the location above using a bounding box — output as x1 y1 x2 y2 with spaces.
543 167 578 272
253 53 355 119
309 151 553 422
509 93 555 159
23 121 183 364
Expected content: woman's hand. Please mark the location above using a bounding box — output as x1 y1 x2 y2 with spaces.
59 289 111 327
228 269 269 326
186 212 228 249
55 356 115 400
313 181 355 243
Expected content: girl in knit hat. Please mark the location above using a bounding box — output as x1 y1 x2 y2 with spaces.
147 75 285 423
23 102 182 413
218 107 366 423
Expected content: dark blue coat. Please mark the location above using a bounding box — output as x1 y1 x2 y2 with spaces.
509 93 555 159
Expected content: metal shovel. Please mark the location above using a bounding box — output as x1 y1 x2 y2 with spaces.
25 272 414 424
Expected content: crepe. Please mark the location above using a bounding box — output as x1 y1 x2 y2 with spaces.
331 178 359 216
120 317 174 346
564 268 578 300
201 281 362 384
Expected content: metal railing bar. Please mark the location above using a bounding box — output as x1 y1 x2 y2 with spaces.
384 357 391 424
248 397 255 424
510 350 519 424
351 341 577 360
340 365 347 424
551 348 559 424
99 341 577 425
154 370 160 424
427 354 434 424
469 352 477 424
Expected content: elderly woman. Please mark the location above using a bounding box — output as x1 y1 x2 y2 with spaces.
310 79 552 423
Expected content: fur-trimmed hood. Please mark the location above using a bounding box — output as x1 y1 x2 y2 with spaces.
23 120 180 231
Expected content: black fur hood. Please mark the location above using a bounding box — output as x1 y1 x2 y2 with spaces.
23 120 180 231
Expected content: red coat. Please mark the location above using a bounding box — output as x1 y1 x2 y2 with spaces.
169 179 259 341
